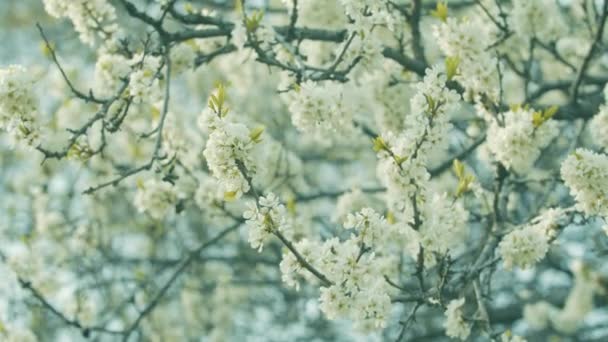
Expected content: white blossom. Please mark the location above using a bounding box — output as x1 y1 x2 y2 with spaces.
133 178 178 220
333 188 370 223
42 0 119 45
343 207 388 247
0 65 41 146
338 0 396 31
509 0 566 42
243 193 290 251
203 119 256 199
486 106 559 173
128 54 162 104
561 148 608 217
433 16 499 101
94 53 131 97
170 43 196 74
419 191 469 258
589 106 608 149
523 301 556 330
444 298 471 340
499 210 559 270
286 80 354 138
552 260 600 334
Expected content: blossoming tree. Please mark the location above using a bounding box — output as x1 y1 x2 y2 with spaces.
1 0 608 341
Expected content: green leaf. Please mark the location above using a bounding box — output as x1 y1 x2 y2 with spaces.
431 2 448 22
224 191 238 201
287 197 297 215
395 155 408 165
532 105 559 127
372 136 388 152
532 111 544 128
249 126 265 143
424 94 436 113
452 159 465 178
245 10 264 32
445 56 460 81
209 82 230 116
543 105 558 120
386 211 396 224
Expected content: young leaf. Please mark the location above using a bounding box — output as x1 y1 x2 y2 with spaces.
224 191 238 202
372 136 388 152
249 126 265 143
431 2 448 22
445 56 460 81
452 159 465 179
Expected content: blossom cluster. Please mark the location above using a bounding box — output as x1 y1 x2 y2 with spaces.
590 104 608 149
279 208 394 331
561 148 608 218
200 85 264 199
94 51 162 103
433 16 499 101
486 106 559 173
42 0 119 45
417 191 469 261
499 208 563 270
127 53 163 104
0 65 41 146
338 0 396 31
444 298 471 340
244 193 290 251
133 178 178 220
343 207 389 247
375 66 460 220
285 80 354 138
509 0 565 42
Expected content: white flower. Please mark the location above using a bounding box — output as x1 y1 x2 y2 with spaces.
128 54 162 104
343 207 388 247
444 297 471 340
0 65 41 146
432 16 499 101
319 285 350 320
231 21 248 50
6 328 39 342
337 29 383 72
194 177 222 210
410 65 461 120
487 106 559 173
286 80 354 138
170 43 196 74
561 148 608 217
279 251 301 290
94 53 131 97
333 188 370 223
243 193 290 251
203 119 255 199
133 178 178 220
42 0 119 45
338 0 396 31
351 282 392 331
374 65 460 223
419 191 469 258
523 301 556 330
499 219 551 270
510 0 566 42
590 106 608 149
552 260 599 334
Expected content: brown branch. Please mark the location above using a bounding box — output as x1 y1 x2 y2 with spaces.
571 0 608 102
